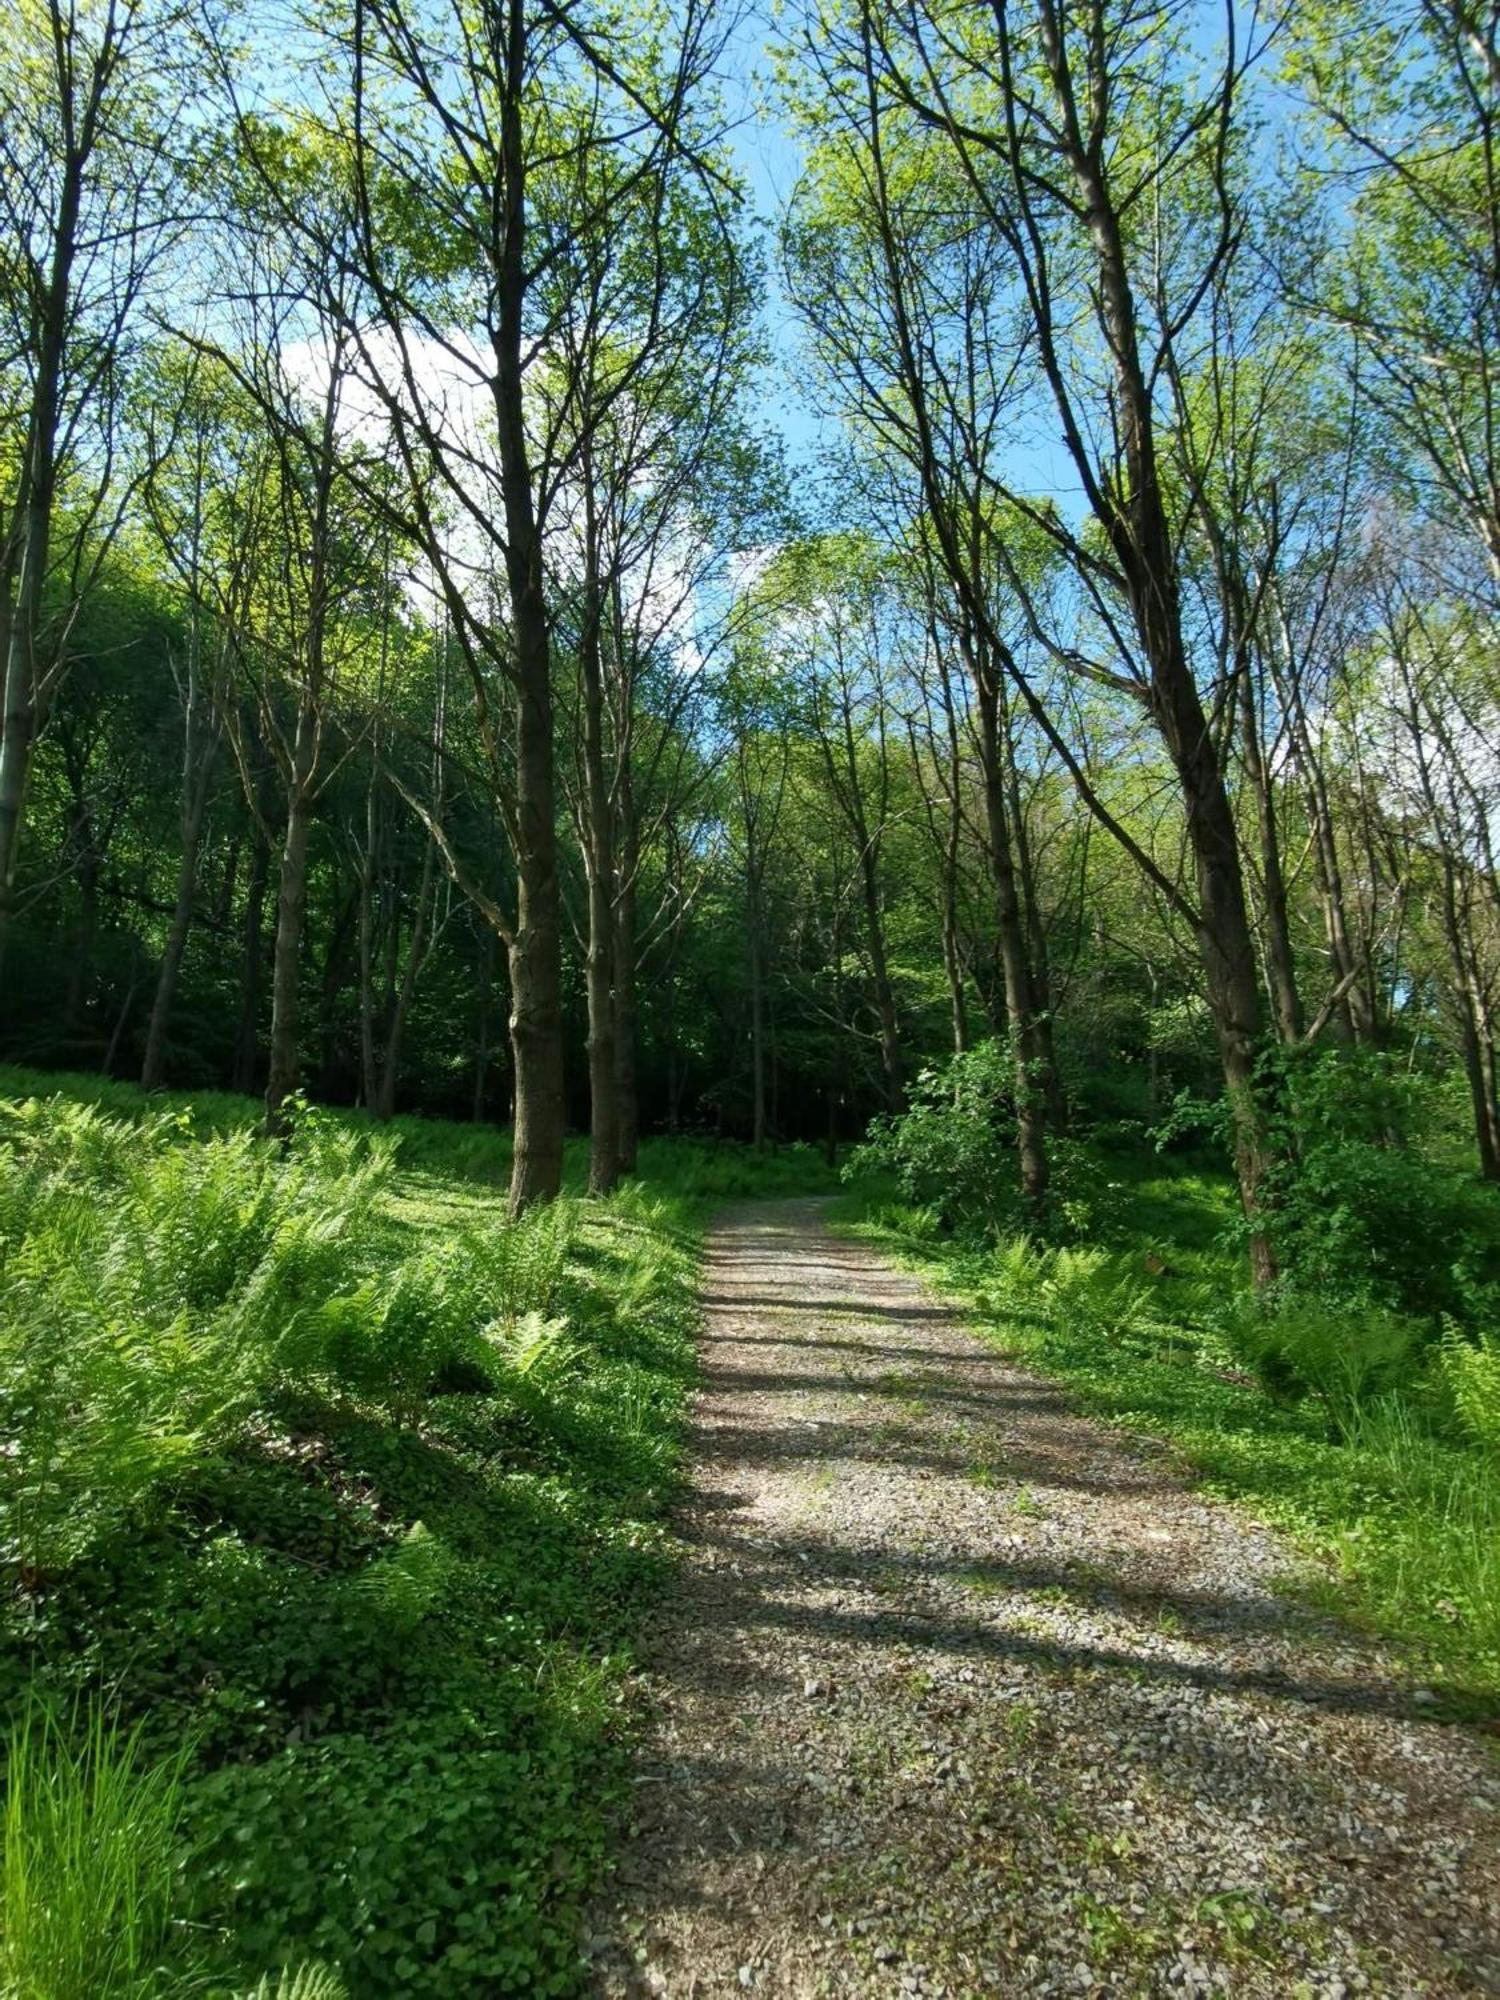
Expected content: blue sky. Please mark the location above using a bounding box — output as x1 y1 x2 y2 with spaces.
718 8 834 472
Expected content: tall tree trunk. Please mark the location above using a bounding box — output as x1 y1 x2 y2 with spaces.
505 656 565 1211
857 837 903 1107
613 861 639 1173
62 772 101 1036
1000 686 1066 1133
143 648 217 1088
578 543 618 1196
376 839 436 1122
495 0 563 1213
0 160 79 978
1077 195 1277 1274
1167 680 1277 1283
1239 668 1303 1043
357 776 381 1111
749 888 767 1151
473 923 495 1122
1439 855 1500 1179
943 907 969 1054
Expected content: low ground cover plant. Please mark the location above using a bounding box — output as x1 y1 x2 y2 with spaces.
0 1073 795 1995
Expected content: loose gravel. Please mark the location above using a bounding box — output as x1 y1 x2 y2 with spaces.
588 1199 1500 1998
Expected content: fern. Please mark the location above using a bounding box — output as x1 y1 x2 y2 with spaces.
1439 1322 1500 1456
237 1967 348 2000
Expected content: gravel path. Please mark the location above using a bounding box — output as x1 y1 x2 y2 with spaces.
589 1199 1500 1999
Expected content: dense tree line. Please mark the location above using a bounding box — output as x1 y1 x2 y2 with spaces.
2 0 1499 1253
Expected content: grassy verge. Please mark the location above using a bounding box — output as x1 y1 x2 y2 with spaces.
845 1159 1500 1712
0 1069 833 1995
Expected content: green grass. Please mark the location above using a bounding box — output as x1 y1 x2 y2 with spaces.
0 1068 838 1996
1 1699 192 1998
849 1157 1500 1707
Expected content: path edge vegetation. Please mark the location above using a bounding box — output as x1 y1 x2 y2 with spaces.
835 1181 1500 1719
0 1073 836 1997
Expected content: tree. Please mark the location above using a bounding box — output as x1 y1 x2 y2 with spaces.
0 0 198 970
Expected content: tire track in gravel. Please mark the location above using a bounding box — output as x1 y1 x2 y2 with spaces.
588 1198 1500 1999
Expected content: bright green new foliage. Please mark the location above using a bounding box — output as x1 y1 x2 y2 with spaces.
0 1077 721 1995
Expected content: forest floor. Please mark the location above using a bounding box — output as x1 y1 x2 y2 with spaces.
588 1198 1500 2000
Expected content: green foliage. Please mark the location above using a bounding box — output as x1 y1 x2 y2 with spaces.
633 1137 842 1201
0 1079 710 1995
237 1969 347 2000
1258 1047 1500 1321
0 1098 394 1579
1439 1324 1500 1458
848 1041 1127 1239
848 1041 1020 1229
1225 1297 1422 1437
1 1698 194 1999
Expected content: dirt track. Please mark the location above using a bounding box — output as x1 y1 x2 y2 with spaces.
588 1199 1500 1998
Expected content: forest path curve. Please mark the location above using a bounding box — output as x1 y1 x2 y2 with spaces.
588 1199 1500 1999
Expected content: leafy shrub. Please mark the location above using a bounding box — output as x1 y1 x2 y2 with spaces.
0 1083 708 1997
849 1044 1124 1240
848 1040 1023 1231
1258 1047 1500 1320
239 1969 347 2000
1 1698 194 1998
1041 1244 1157 1343
0 1100 391 1577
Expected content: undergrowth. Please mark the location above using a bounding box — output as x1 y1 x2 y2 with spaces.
0 1070 828 1995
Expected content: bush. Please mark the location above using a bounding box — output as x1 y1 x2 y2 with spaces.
0 1100 392 1579
847 1040 1025 1232
848 1043 1125 1240
0 1082 707 1996
1438 1323 1500 1456
1258 1047 1500 1320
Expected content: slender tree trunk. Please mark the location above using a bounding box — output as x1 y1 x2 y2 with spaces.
143 634 218 1089
1439 856 1500 1179
0 171 79 979
141 779 211 1089
1030 49 1279 1280
856 838 902 1106
1166 678 1277 1282
1239 669 1303 1043
264 707 317 1134
506 653 565 1210
376 840 436 1122
357 781 380 1111
613 862 639 1173
63 778 101 1035
495 0 563 1213
233 831 270 1094
976 682 1049 1217
999 688 1066 1133
749 885 767 1151
578 543 618 1196
472 923 497 1122
944 914 969 1054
